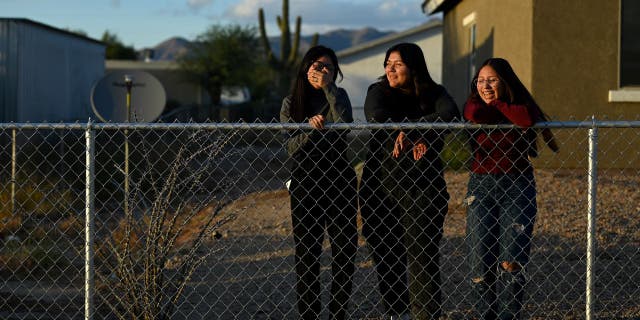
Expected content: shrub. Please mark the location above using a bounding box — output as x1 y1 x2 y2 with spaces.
441 131 471 171
97 129 238 320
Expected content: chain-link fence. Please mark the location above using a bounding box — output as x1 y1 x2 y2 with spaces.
0 121 638 320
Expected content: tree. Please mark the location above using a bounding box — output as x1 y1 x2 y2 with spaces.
177 24 269 108
102 31 137 60
258 0 318 97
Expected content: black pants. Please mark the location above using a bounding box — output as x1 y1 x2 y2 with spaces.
359 162 410 316
290 155 358 320
400 178 448 320
360 160 448 319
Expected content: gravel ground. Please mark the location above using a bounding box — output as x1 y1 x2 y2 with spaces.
3 142 637 320
176 168 640 320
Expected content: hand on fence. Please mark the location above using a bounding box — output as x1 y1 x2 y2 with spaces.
391 131 418 160
413 139 428 160
392 131 409 158
309 114 325 129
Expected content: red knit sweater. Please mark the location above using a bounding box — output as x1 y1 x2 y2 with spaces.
463 98 536 174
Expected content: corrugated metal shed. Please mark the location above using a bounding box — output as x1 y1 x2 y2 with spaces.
0 18 105 122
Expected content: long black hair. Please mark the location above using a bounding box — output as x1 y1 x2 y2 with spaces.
289 45 343 122
469 57 547 120
379 42 441 113
469 57 557 155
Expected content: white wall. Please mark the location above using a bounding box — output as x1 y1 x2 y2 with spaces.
337 23 442 122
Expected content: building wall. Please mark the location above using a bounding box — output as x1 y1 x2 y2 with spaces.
337 21 443 121
532 1 634 119
531 1 640 168
0 21 19 122
440 0 534 109
436 0 640 168
0 19 104 122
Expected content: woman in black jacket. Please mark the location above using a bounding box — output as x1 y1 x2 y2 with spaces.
279 45 358 320
360 42 459 320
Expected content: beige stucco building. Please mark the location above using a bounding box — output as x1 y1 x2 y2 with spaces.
422 0 640 168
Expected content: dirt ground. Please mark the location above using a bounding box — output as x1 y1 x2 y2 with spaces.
175 168 640 320
1 141 638 320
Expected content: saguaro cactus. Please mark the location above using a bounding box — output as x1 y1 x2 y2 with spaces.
258 0 318 95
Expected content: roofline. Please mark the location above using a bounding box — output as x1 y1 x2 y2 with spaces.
337 18 442 59
106 60 179 70
0 18 104 46
421 0 462 15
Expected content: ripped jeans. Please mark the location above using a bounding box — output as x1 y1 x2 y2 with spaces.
465 171 537 320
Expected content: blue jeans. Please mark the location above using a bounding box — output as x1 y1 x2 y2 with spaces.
465 172 537 320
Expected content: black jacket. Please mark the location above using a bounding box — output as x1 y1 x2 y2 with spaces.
280 83 353 159
362 82 459 189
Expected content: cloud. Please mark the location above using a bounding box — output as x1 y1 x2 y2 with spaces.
187 0 214 11
228 0 277 18
296 0 426 34
224 0 427 34
110 0 120 8
377 0 413 15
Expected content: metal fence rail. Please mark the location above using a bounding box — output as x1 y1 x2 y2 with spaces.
0 120 639 320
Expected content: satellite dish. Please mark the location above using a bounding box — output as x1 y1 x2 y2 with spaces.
91 70 166 122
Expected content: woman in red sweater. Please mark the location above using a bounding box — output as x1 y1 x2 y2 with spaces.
463 58 547 320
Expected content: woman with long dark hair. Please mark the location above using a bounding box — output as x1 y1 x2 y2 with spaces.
360 42 459 320
463 57 556 319
279 45 358 320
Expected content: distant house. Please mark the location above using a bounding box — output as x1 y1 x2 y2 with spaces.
106 60 254 121
336 19 443 121
422 0 640 168
106 60 210 109
0 18 105 122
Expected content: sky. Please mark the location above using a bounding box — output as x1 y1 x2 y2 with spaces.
2 0 435 49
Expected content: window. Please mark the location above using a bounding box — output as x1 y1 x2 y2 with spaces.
620 0 640 87
463 12 477 94
469 23 477 87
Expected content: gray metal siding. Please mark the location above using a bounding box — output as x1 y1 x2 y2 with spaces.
0 19 105 122
0 20 20 122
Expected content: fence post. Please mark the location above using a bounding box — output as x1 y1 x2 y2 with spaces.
85 120 96 320
124 75 132 217
586 117 598 320
11 128 17 216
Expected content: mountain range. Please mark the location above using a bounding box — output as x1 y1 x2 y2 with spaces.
144 27 395 61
